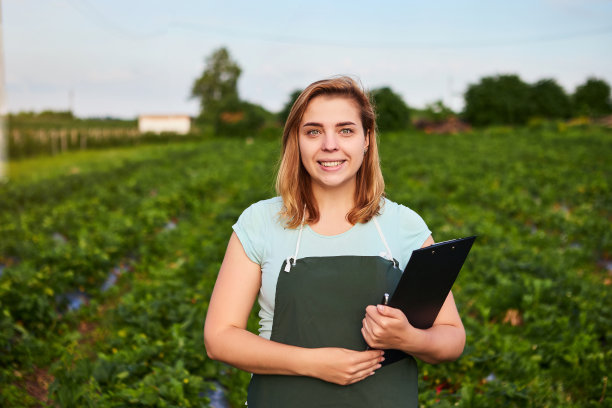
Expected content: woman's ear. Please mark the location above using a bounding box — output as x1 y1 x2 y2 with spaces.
365 130 370 149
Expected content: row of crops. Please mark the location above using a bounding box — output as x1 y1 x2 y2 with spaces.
1 126 610 407
6 128 208 159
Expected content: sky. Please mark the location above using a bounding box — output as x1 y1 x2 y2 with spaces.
4 0 612 118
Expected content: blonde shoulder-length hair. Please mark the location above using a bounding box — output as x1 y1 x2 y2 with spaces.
276 76 385 229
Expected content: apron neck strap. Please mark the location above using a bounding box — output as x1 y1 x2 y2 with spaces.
284 208 306 272
373 217 398 268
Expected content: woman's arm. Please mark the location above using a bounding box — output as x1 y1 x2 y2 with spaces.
204 232 384 385
360 235 466 364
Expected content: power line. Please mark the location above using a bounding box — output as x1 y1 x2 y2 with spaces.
66 0 165 40
170 23 612 50
62 1 612 49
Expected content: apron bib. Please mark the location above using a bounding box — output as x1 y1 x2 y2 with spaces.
247 219 419 408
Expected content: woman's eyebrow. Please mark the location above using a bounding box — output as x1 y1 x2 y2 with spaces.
302 121 357 127
302 122 322 127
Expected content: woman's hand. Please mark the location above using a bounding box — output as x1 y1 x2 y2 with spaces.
306 347 384 386
361 293 466 364
361 304 416 350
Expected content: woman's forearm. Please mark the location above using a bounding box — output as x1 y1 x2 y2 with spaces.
205 326 312 376
402 324 465 364
205 326 385 385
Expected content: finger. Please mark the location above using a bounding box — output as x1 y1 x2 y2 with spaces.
362 326 382 349
361 326 384 351
362 316 371 334
365 313 387 337
365 305 378 314
350 348 384 366
367 305 404 324
359 348 384 362
365 308 385 327
362 315 383 339
343 347 383 363
377 304 405 319
363 318 384 347
347 356 382 380
361 320 378 343
361 327 371 345
348 362 383 384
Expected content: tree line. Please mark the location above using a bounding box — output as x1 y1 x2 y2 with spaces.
191 47 612 135
463 75 611 126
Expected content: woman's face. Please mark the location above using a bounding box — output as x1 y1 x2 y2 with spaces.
298 95 369 192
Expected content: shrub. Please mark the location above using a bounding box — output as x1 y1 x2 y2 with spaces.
463 74 531 126
529 79 572 119
572 77 612 117
371 87 411 131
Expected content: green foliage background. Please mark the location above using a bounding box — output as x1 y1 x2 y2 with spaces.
371 87 412 131
573 78 612 117
463 75 533 126
464 75 612 126
529 79 573 120
1 125 611 407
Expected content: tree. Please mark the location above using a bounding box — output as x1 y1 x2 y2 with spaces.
572 77 612 117
191 47 242 121
213 99 269 136
529 79 572 119
371 87 411 132
421 100 455 122
463 74 531 126
278 89 302 126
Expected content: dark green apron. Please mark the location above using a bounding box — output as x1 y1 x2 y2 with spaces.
247 223 419 407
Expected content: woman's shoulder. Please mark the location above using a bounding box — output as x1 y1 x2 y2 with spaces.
380 197 425 224
237 197 284 228
242 197 283 218
379 198 432 263
380 198 429 235
233 197 285 264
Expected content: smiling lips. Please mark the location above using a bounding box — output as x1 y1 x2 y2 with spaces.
319 160 346 168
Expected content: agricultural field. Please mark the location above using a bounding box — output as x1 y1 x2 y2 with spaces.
6 112 210 159
0 125 610 407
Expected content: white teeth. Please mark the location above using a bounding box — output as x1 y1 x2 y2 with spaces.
320 161 343 167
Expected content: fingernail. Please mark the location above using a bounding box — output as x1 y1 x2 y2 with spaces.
377 304 385 313
370 371 376 376
380 357 385 362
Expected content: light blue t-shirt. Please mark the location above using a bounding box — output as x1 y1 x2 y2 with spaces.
233 197 432 339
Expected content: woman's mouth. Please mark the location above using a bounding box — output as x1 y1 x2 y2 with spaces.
318 160 345 168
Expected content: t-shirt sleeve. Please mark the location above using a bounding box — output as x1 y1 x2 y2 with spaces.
232 203 267 265
399 205 432 254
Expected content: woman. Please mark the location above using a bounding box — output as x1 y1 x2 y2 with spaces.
204 76 465 407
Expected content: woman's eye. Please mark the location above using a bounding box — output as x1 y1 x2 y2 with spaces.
307 129 321 136
340 128 353 135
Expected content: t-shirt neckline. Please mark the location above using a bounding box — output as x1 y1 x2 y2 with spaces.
305 222 364 239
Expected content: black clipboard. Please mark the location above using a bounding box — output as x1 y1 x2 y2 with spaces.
379 235 476 366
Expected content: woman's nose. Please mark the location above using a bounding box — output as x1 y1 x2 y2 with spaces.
321 132 339 151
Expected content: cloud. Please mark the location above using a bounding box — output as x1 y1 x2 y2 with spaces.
86 68 138 84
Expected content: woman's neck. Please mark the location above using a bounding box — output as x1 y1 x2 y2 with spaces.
309 182 356 235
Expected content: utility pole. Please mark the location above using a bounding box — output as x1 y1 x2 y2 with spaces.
0 0 6 182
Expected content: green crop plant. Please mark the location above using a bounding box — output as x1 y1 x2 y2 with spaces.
0 126 610 407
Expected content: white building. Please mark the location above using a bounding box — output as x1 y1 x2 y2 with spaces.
138 115 191 135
